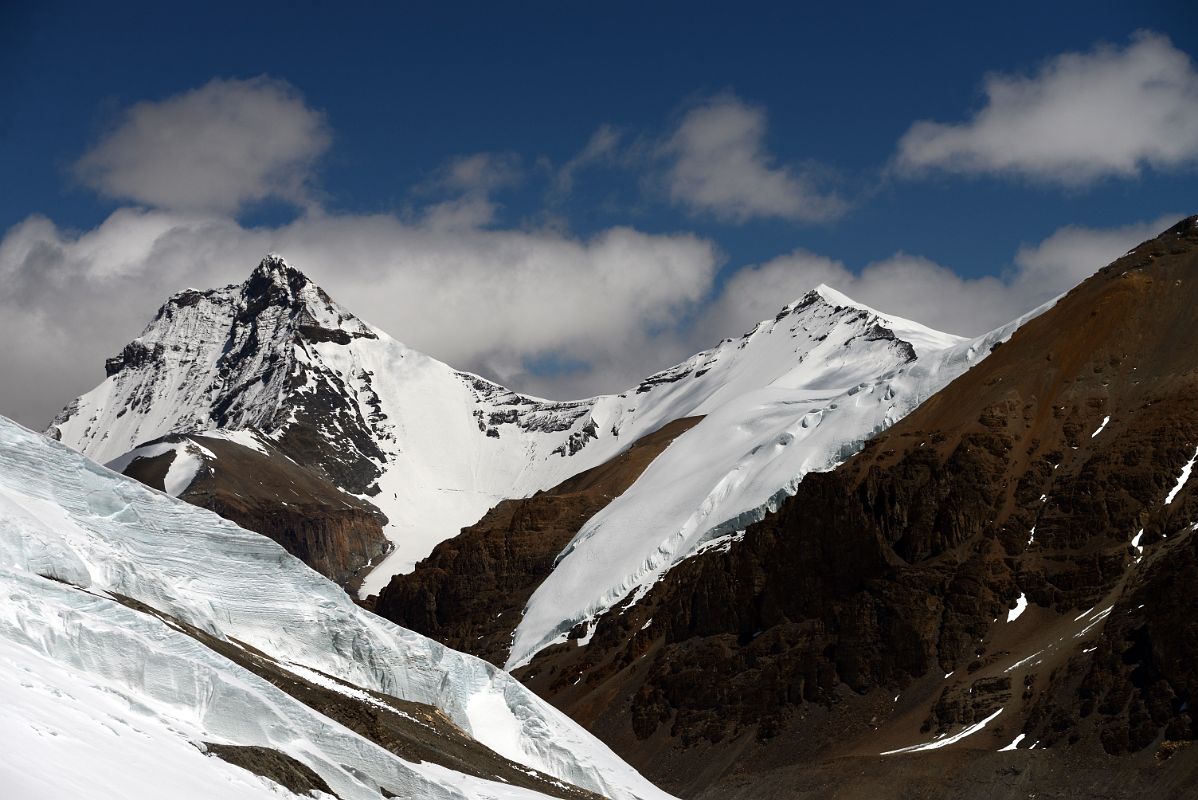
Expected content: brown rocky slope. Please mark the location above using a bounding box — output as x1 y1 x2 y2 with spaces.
511 216 1198 797
371 416 701 664
120 432 390 588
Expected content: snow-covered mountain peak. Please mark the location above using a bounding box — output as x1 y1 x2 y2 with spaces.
769 283 882 319
246 252 312 288
794 283 966 358
807 282 857 306
50 255 386 476
507 295 1030 669
241 253 376 338
257 251 290 270
51 257 970 598
242 253 308 304
630 282 964 416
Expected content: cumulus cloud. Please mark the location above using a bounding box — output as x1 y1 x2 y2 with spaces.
662 95 846 223
895 31 1198 184
699 214 1180 344
74 76 331 212
0 208 718 428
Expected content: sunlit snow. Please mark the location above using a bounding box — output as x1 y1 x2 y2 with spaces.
0 416 674 800
879 709 1003 755
1164 446 1198 505
1007 592 1029 623
510 294 1055 668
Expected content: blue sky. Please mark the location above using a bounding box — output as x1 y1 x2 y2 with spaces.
2 0 1197 425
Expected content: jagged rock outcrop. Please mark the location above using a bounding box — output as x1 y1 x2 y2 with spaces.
372 417 702 663
51 255 389 492
513 217 1198 797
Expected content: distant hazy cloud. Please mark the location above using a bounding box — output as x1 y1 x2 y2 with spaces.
551 125 623 198
896 32 1198 184
74 77 331 212
416 152 524 230
702 215 1179 345
435 152 523 195
662 95 846 223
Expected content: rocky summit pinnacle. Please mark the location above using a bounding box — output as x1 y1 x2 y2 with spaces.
245 253 308 295
48 256 387 486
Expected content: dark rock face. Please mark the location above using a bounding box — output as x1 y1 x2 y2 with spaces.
200 493 387 590
203 744 334 797
1025 523 1198 756
105 340 164 377
513 217 1198 796
120 432 390 589
372 417 702 665
216 257 389 495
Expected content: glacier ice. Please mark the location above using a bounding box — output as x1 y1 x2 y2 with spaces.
0 414 674 800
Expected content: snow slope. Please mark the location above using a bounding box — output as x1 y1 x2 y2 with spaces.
0 414 673 800
0 571 561 800
508 300 1050 668
49 256 967 599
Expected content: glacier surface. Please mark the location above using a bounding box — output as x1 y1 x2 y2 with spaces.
0 414 673 800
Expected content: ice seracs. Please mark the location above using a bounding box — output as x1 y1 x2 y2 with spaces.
0 414 674 800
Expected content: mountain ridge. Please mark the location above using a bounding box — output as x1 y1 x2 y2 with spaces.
506 215 1198 798
49 254 965 599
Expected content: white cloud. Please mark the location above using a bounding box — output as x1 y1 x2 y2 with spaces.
662 95 846 223
3 203 1174 432
699 215 1179 344
1009 218 1176 287
74 76 331 212
896 31 1198 184
435 152 523 195
552 125 623 198
5 78 1184 434
0 208 718 428
417 152 523 230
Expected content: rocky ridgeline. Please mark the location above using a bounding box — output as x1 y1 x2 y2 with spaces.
509 217 1198 797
